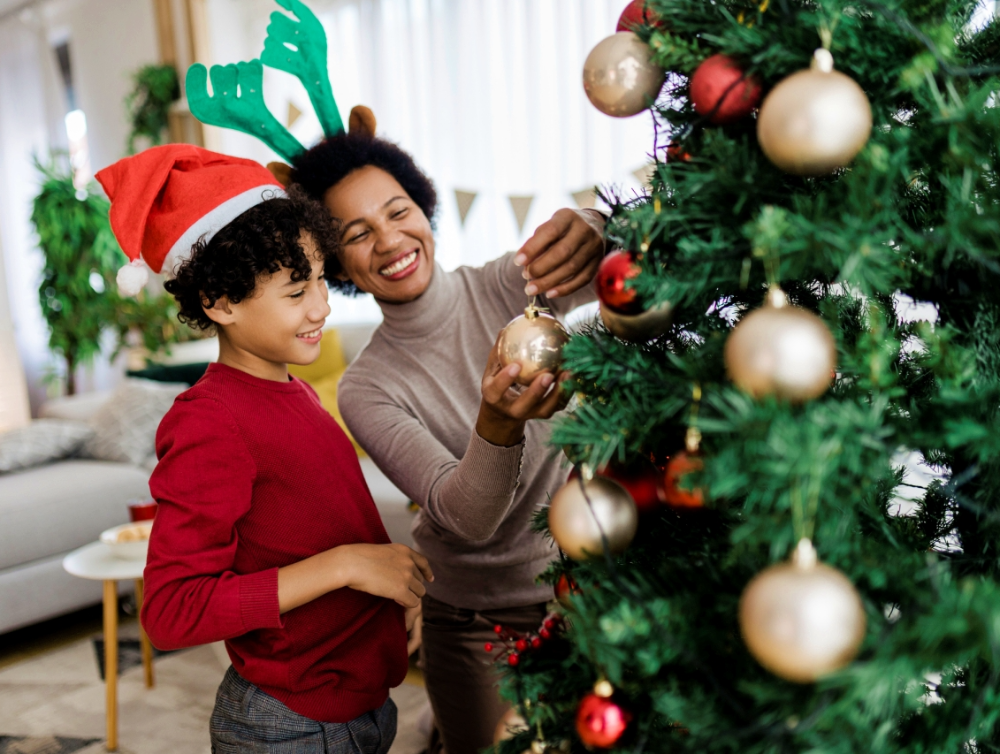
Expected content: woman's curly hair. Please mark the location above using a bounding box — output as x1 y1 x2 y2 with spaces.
291 132 438 296
164 186 341 331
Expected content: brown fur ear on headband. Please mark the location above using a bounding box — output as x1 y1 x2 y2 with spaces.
267 161 293 188
349 105 377 137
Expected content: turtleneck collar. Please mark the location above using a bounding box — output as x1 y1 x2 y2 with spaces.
376 263 457 340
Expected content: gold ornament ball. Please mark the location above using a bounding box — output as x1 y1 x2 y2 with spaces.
548 476 638 561
583 32 666 118
494 708 529 745
498 309 571 386
600 301 673 342
757 49 872 176
739 539 867 684
724 287 836 403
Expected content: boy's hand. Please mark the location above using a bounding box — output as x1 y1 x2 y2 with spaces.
405 606 423 655
341 543 433 608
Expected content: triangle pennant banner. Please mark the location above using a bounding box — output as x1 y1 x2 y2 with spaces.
454 189 478 227
571 187 597 209
287 102 303 129
508 195 535 235
633 164 656 187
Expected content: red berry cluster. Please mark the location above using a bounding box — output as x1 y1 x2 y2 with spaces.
483 613 564 667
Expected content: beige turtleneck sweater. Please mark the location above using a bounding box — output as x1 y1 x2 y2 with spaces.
338 253 594 610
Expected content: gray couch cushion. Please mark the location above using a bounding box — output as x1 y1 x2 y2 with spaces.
0 460 150 571
0 420 94 474
81 378 186 465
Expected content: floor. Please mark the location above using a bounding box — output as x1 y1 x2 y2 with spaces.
0 459 430 753
0 605 430 754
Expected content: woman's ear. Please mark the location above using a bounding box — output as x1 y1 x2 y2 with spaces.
348 105 377 137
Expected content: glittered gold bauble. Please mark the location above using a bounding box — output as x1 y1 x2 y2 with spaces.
498 306 571 386
724 287 836 402
757 49 872 176
739 539 867 683
583 32 666 118
494 708 529 745
600 301 673 342
548 476 638 560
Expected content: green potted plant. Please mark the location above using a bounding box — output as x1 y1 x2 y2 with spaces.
125 63 180 154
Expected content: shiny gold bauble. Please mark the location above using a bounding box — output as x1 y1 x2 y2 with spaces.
548 476 638 560
498 307 571 386
724 287 836 403
757 49 872 176
494 708 529 745
583 32 666 118
739 539 867 683
600 301 673 342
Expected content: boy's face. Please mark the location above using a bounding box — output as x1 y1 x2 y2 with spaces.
323 165 436 304
206 232 331 378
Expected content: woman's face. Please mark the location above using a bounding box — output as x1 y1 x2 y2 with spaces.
324 166 435 303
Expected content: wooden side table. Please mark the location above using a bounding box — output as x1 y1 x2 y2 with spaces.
63 542 155 752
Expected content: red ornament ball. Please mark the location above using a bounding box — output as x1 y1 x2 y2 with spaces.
484 642 494 652
601 462 664 514
576 693 632 748
689 54 762 125
530 636 543 649
493 624 504 634
515 638 528 652
662 452 705 508
596 251 643 314
666 142 692 163
539 627 552 640
616 0 662 32
507 653 520 666
555 573 582 606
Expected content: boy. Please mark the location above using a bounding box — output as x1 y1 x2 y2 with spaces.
96 144 432 753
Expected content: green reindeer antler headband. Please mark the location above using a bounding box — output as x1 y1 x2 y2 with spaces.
186 0 374 177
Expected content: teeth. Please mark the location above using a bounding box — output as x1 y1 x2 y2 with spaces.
297 329 321 339
379 251 417 276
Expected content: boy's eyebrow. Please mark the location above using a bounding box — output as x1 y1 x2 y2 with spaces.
341 196 408 233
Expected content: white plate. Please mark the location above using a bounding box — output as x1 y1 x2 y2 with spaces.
99 521 154 561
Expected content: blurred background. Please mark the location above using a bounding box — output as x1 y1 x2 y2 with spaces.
0 0 656 423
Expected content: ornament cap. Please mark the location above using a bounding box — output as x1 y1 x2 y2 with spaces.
765 285 789 309
792 538 818 569
811 48 835 73
593 679 614 698
684 427 702 454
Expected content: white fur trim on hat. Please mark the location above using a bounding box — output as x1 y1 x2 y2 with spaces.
161 185 286 277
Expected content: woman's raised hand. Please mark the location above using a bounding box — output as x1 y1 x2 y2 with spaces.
476 338 570 447
514 208 606 299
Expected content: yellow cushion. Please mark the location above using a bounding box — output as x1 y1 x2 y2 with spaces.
289 330 364 456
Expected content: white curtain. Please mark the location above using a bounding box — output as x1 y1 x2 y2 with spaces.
206 0 655 323
0 9 67 416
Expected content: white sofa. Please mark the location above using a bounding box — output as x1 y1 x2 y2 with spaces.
0 322 412 636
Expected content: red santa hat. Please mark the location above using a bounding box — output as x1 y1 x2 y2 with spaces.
95 144 284 296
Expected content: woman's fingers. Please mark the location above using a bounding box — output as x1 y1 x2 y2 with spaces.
506 372 557 418
535 371 571 417
515 209 574 268
483 362 522 405
543 260 602 300
525 219 595 284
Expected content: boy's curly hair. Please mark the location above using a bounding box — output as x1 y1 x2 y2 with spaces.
291 132 438 297
164 186 340 331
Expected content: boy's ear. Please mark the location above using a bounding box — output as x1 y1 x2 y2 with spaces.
202 295 236 327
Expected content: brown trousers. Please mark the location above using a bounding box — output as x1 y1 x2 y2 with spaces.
420 594 548 754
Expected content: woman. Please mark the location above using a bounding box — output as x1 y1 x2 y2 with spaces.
293 134 605 754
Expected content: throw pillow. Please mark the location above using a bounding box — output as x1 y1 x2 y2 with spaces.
81 378 187 466
0 420 94 474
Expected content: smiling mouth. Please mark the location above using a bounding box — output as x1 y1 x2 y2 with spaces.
379 250 418 277
296 328 322 340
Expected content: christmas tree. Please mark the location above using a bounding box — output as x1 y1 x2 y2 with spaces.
493 1 1000 752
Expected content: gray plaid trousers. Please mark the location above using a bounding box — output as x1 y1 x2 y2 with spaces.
210 666 397 754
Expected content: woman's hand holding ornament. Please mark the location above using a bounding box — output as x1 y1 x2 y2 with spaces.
476 339 570 447
515 208 606 299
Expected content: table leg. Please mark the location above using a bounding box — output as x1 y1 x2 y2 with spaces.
103 580 118 752
135 579 155 688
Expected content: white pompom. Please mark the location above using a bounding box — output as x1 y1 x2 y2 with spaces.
116 259 149 297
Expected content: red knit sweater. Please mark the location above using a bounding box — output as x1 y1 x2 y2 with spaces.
141 363 407 723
